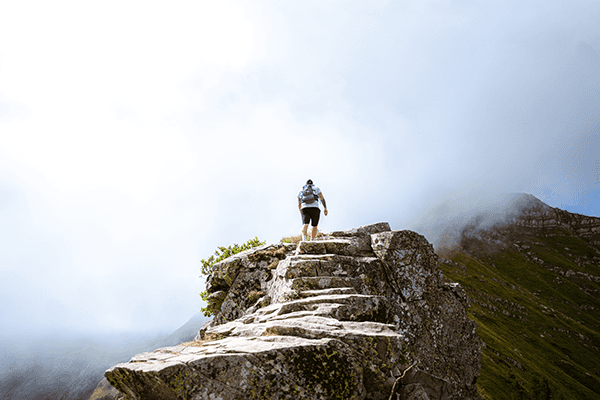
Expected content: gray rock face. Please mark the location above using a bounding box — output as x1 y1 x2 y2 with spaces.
512 198 600 246
105 223 481 400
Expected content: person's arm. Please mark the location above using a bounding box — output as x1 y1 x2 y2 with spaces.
298 197 302 211
319 193 328 215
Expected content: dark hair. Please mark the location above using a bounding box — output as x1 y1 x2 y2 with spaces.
306 179 313 185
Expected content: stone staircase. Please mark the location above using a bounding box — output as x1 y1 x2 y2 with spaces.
105 223 481 400
200 225 398 342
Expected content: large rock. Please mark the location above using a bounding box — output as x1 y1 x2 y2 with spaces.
105 223 481 399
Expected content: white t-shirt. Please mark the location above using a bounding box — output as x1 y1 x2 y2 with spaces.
298 185 322 209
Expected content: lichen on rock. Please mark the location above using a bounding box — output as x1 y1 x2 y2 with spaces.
105 223 482 400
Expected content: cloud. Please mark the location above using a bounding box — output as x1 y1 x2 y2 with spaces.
0 0 599 340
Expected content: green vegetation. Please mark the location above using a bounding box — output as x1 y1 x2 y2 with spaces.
200 237 265 276
199 237 265 317
438 227 600 399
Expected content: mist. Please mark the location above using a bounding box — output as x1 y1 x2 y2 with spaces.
1 3 599 395
0 313 207 399
0 331 159 399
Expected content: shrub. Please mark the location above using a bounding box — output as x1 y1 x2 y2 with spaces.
200 237 265 276
199 237 265 317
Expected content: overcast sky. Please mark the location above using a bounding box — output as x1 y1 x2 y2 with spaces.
1 0 599 339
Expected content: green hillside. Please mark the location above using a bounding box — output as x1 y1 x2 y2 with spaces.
436 206 600 399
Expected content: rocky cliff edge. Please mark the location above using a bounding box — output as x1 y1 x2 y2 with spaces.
105 223 482 400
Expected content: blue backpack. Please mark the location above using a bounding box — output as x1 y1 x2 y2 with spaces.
300 184 318 204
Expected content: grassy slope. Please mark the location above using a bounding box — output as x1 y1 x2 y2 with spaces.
438 226 600 399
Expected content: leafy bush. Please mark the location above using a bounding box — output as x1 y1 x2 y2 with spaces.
199 237 265 317
199 237 265 276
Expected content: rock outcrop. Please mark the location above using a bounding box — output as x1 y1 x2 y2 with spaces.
509 194 600 246
453 194 600 256
105 223 481 399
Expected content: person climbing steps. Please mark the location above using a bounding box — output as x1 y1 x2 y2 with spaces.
297 179 328 241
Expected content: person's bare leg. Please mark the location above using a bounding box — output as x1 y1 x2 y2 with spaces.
302 224 309 241
311 226 318 240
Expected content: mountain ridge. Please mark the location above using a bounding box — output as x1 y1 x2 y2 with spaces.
434 193 600 399
102 193 600 399
5 193 597 399
105 223 482 399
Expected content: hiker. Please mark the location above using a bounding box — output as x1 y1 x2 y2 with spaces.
297 179 328 241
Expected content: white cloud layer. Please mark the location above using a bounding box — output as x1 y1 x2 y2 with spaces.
1 0 599 338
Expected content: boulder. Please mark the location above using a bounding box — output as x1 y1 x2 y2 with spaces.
106 223 481 399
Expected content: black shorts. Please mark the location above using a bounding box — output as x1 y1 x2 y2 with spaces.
301 207 321 227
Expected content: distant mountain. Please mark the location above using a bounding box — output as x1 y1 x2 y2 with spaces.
86 311 209 400
0 312 209 400
153 311 209 348
435 194 600 399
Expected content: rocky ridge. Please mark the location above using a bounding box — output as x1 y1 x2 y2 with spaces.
451 194 600 256
105 223 481 399
437 195 600 399
508 194 600 246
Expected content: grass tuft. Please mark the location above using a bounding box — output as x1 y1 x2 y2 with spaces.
281 232 326 244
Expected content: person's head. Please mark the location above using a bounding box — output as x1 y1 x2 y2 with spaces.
306 179 313 185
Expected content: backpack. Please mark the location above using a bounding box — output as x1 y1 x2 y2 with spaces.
300 184 318 204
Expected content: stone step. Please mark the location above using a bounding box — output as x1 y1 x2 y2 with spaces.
282 254 381 279
268 275 365 305
290 276 365 292
296 238 366 256
247 294 394 324
299 287 357 298
205 315 401 343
